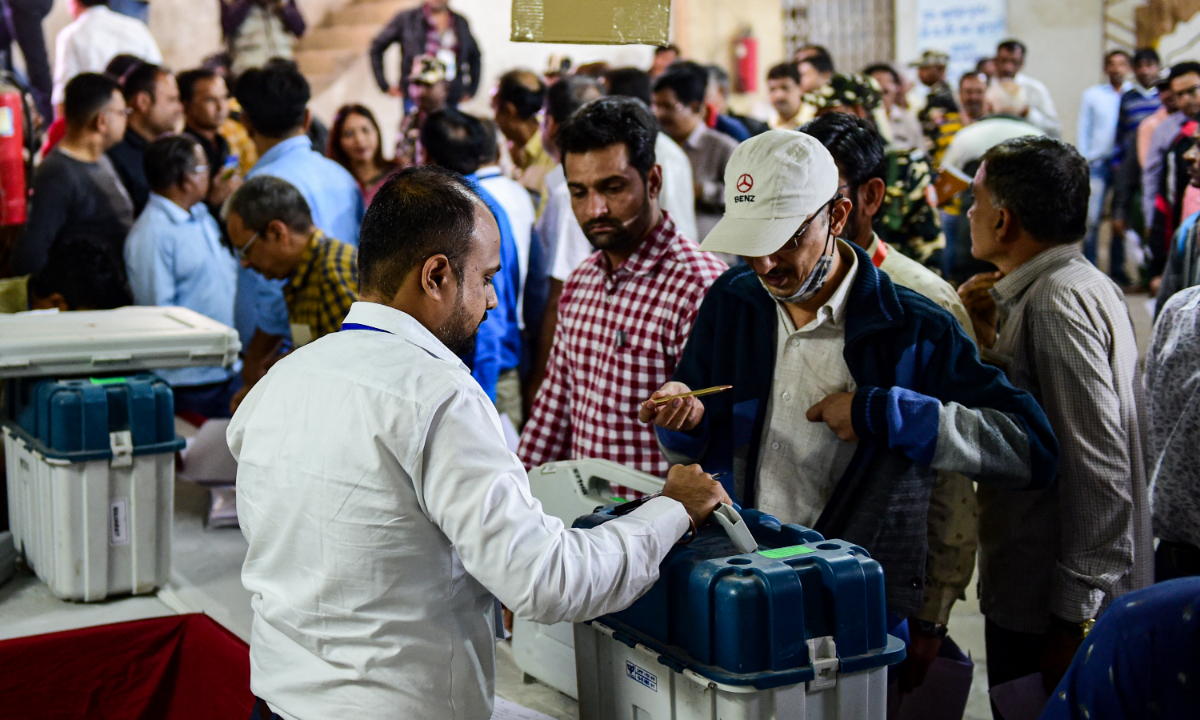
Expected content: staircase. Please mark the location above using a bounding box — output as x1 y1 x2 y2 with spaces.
1135 0 1200 49
294 0 421 97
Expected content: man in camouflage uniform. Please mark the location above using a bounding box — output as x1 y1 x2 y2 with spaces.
804 72 946 273
910 50 962 168
395 55 450 167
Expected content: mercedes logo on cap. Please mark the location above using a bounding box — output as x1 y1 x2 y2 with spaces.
736 174 754 193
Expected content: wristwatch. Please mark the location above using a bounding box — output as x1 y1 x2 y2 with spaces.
912 619 948 639
1049 614 1095 638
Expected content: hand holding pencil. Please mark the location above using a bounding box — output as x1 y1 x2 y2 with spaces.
638 382 729 433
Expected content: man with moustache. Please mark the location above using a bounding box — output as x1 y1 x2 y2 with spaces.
230 166 730 720
639 130 1058 646
519 97 726 497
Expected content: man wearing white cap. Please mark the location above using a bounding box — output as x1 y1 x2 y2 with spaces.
638 130 1058 644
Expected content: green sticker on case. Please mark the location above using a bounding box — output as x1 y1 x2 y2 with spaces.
89 377 129 385
758 545 815 559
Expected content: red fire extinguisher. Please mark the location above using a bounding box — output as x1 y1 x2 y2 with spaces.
0 75 27 227
733 29 758 94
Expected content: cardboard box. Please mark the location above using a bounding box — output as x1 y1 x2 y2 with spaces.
511 0 670 45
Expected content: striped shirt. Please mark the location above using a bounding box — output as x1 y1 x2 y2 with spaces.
518 213 726 496
977 243 1152 633
282 230 359 343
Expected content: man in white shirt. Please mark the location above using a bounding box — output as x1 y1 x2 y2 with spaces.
229 165 729 720
994 39 1061 138
1078 50 1133 266
476 118 536 325
52 0 162 111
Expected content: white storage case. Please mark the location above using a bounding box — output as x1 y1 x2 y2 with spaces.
513 460 666 699
0 306 241 378
0 307 239 601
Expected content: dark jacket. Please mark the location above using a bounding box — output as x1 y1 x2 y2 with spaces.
369 6 481 105
658 245 1059 616
106 128 151 217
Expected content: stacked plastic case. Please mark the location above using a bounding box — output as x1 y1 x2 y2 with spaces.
572 507 906 720
0 307 240 600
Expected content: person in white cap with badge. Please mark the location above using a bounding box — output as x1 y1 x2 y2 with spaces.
638 129 1059 690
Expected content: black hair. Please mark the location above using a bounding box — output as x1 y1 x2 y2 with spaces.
496 70 546 121
708 65 731 92
1169 61 1200 83
62 72 122 129
420 109 487 176
997 39 1027 57
767 61 801 84
976 57 994 73
234 63 310 138
799 53 834 76
29 236 132 310
801 113 887 194
104 54 143 82
357 166 484 298
605 67 652 105
556 96 657 180
797 45 834 66
121 62 165 103
1134 48 1161 67
144 135 202 193
1105 50 1132 64
477 117 501 164
863 63 900 85
980 136 1089 244
655 44 679 56
177 68 219 103
545 75 603 127
653 61 708 107
77 0 108 7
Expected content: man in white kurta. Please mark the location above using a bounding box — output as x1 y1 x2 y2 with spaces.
229 166 725 720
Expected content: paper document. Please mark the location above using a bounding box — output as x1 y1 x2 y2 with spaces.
989 672 1050 720
490 696 555 720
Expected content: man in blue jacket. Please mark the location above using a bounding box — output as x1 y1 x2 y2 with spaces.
639 130 1058 629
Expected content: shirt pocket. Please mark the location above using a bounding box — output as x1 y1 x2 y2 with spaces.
609 339 670 420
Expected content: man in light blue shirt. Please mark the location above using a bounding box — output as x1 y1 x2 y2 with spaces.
1078 50 1132 265
125 134 241 418
420 109 524 423
231 61 365 386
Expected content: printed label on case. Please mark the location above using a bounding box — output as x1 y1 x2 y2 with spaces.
110 498 129 547
625 661 658 692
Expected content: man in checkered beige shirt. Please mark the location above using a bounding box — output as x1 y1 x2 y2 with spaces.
959 135 1152 697
518 97 726 496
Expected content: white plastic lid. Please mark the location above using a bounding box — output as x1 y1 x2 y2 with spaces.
0 306 241 378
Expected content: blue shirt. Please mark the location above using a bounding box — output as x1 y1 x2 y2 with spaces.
124 194 239 387
1041 578 1200 720
1077 81 1131 164
464 175 522 402
235 135 365 343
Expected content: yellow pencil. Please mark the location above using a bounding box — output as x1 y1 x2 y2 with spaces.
651 385 733 406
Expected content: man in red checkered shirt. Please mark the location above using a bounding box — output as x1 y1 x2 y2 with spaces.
518 97 726 496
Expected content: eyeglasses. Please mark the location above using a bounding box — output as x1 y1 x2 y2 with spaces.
237 230 261 262
777 195 840 252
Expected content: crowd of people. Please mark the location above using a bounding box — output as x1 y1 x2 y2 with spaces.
3 1 1200 717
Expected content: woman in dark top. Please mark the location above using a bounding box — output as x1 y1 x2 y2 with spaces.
328 104 397 207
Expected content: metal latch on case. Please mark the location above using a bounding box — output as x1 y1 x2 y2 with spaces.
806 636 839 690
711 503 757 553
109 430 133 469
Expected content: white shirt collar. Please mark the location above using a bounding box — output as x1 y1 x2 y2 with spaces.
684 122 707 149
340 302 468 370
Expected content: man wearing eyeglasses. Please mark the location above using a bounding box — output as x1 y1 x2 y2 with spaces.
639 130 1058 641
125 134 240 418
225 176 359 408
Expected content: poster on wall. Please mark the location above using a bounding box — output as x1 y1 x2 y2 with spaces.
916 0 1007 80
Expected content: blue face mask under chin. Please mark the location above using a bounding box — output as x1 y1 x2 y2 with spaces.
761 206 836 304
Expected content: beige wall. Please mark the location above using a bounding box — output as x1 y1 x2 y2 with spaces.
896 0 1106 145
672 0 785 115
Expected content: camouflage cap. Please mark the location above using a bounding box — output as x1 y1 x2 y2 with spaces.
909 49 950 68
409 54 448 85
803 73 883 113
